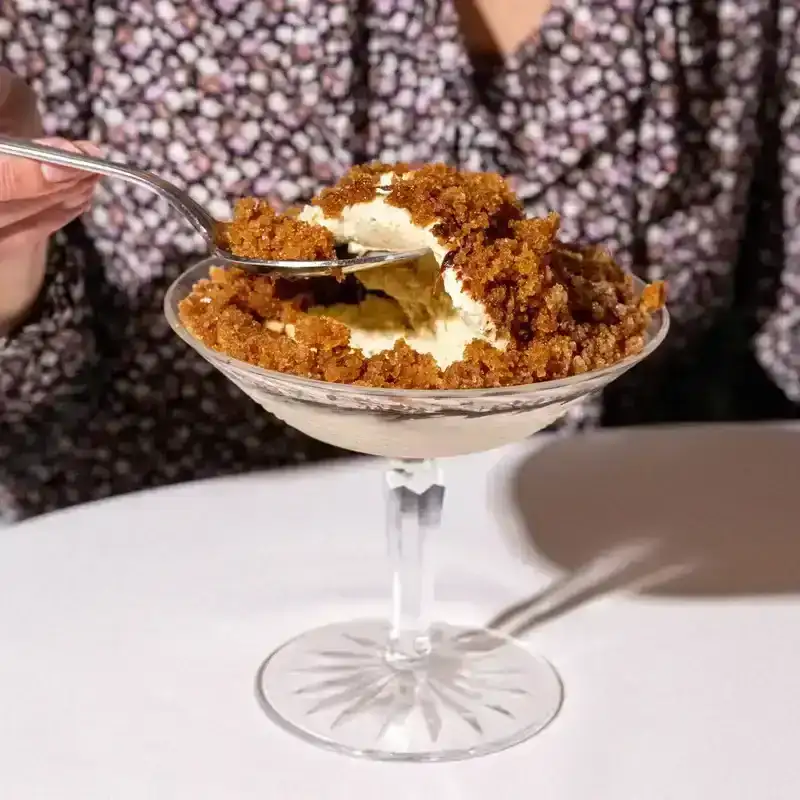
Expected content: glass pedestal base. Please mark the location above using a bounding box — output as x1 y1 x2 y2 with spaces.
255 619 563 762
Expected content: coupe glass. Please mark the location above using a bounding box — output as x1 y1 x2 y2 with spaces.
165 257 669 761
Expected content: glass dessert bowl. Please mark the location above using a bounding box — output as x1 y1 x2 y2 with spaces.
164 255 669 762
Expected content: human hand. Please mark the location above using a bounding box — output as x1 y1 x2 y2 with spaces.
0 67 101 329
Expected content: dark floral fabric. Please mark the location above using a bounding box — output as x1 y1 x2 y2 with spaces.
1 0 799 520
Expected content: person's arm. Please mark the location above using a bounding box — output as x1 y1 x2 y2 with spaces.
754 4 800 399
0 240 47 334
0 6 99 422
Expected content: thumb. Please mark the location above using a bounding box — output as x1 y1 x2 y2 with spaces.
0 139 100 201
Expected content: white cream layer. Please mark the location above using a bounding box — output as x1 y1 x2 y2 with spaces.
298 186 504 368
314 290 495 369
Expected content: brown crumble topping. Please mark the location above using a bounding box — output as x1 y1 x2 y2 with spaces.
314 162 523 246
180 164 666 390
218 198 336 260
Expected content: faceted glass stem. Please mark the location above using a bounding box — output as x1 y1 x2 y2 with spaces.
384 459 444 662
256 456 563 759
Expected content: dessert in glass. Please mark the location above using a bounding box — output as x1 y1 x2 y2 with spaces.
165 164 668 761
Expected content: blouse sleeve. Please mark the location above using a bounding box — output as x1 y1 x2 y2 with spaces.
0 228 99 422
597 0 799 425
0 4 98 422
754 4 800 400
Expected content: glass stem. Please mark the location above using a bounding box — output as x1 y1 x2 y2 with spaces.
385 458 444 663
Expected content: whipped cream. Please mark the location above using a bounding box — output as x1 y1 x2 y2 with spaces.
297 174 504 368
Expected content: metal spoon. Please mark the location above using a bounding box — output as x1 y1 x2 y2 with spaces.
0 135 428 277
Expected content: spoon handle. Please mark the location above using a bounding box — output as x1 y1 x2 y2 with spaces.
0 135 217 244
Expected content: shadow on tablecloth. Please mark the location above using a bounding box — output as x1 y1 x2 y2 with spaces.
489 423 800 636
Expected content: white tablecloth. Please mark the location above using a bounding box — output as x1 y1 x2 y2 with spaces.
1 424 799 799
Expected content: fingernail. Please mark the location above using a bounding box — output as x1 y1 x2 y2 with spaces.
36 138 89 183
41 165 79 182
76 141 103 157
63 187 95 209
72 201 94 217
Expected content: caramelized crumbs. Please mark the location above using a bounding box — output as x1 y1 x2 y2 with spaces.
218 198 336 260
312 162 403 217
180 163 666 389
314 162 523 245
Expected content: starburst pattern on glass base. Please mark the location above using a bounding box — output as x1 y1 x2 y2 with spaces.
256 620 563 762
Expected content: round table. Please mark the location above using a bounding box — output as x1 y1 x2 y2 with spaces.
1 424 799 799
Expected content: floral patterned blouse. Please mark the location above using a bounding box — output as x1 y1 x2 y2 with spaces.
1 0 799 520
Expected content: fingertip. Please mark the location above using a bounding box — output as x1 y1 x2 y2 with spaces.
76 141 103 158
35 138 97 183
62 187 96 209
40 164 78 183
35 137 81 152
